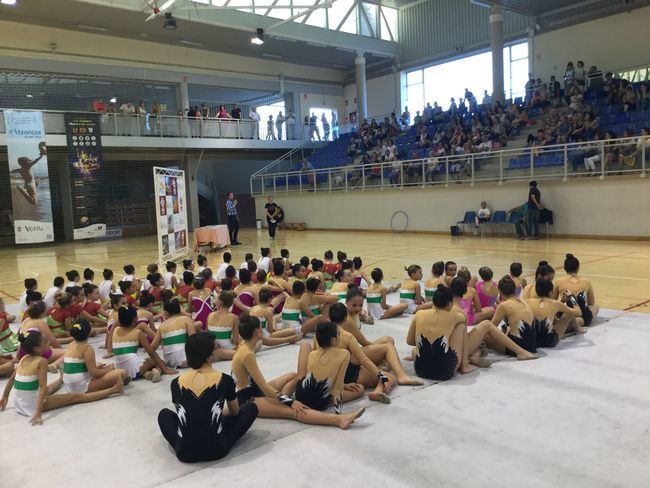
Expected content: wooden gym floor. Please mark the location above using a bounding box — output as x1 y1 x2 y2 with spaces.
0 229 648 313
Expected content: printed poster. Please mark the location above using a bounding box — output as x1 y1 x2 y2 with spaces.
65 113 106 239
153 167 188 262
4 110 54 244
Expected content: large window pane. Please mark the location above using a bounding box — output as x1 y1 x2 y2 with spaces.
305 4 327 28
510 42 528 61
407 70 422 85
406 83 424 117
266 0 292 20
510 59 529 98
360 3 377 37
381 7 398 41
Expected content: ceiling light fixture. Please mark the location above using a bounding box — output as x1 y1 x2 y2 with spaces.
251 28 264 45
109 97 117 103
163 12 177 30
25 94 33 98
0 0 18 6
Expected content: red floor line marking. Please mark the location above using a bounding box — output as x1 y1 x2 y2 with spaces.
0 290 20 301
623 299 650 311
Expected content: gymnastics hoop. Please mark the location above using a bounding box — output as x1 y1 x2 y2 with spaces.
391 211 408 233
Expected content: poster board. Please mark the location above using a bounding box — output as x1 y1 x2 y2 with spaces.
153 167 189 263
4 110 54 244
65 112 106 239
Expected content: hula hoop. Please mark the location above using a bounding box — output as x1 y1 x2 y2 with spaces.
391 211 408 233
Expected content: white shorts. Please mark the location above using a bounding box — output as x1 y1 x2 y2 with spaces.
63 378 91 394
114 355 145 379
164 349 186 368
14 390 38 417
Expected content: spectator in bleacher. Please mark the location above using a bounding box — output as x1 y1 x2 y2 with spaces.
603 130 620 172
201 104 209 119
432 102 443 119
389 159 401 186
404 150 422 184
120 101 135 115
309 113 321 141
525 74 536 105
413 111 422 126
449 97 457 114
275 112 285 140
249 107 260 139
477 134 492 152
465 89 477 112
527 180 541 240
422 103 433 123
623 86 638 112
400 107 411 127
347 139 357 158
549 75 561 107
563 62 576 98
570 113 586 141
585 112 599 140
474 201 491 232
286 111 296 140
321 114 331 141
638 83 649 111
300 158 315 187
92 98 106 113
417 126 430 149
569 86 584 111
231 104 241 119
619 128 638 169
482 90 492 106
607 77 621 105
575 61 586 87
425 149 440 183
387 139 398 162
107 103 117 114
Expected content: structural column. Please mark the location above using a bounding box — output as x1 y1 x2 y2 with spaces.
355 52 368 121
179 76 190 113
490 5 505 103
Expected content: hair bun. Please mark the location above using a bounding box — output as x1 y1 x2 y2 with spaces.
538 260 548 266
566 253 574 259
118 306 137 326
18 332 28 343
436 284 446 291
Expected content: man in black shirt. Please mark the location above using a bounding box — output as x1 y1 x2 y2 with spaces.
231 104 242 119
527 180 541 239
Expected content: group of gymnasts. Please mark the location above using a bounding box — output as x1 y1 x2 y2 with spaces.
0 246 598 463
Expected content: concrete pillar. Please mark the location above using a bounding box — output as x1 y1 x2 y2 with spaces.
392 63 401 114
179 76 190 114
355 52 368 121
527 28 535 78
490 5 505 103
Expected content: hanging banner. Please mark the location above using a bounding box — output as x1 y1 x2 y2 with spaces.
65 113 106 239
4 110 54 244
153 167 189 263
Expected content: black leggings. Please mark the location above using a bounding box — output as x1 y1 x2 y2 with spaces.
227 215 239 243
158 402 258 463
267 217 276 238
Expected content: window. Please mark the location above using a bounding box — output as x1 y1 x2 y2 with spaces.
360 3 377 37
404 41 528 110
380 7 397 41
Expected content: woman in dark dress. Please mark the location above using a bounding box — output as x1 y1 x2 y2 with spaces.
158 332 258 463
264 195 279 240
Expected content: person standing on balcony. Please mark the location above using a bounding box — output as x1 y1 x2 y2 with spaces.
265 195 279 240
276 112 286 140
231 104 242 119
225 193 241 246
286 111 296 140
249 107 260 139
92 98 106 113
527 181 541 240
266 115 275 140
321 114 330 141
309 113 321 141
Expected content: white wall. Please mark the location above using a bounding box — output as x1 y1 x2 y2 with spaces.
532 6 650 82
299 93 346 128
344 72 400 121
0 20 345 87
255 178 650 238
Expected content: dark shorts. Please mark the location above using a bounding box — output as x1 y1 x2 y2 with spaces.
344 362 361 384
414 335 458 381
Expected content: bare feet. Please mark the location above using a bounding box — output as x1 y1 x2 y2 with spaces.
460 364 478 374
113 377 124 395
338 408 365 430
397 375 423 386
573 326 587 335
516 351 538 361
469 354 491 368
368 392 391 404
144 368 162 383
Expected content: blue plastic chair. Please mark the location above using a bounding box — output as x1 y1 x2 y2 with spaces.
456 211 476 235
490 210 507 236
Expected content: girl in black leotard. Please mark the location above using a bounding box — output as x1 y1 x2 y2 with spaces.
158 333 258 463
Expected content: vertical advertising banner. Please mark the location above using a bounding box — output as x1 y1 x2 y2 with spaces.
65 113 106 239
4 110 54 244
153 167 189 263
